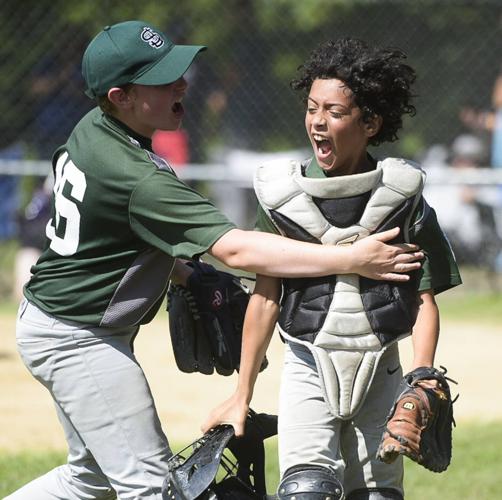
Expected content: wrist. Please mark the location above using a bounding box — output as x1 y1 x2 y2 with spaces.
234 387 253 405
411 358 434 370
333 245 353 274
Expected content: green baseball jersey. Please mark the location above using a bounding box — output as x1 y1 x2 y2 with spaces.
25 108 235 327
255 158 461 295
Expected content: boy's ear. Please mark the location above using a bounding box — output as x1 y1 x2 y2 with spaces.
366 115 383 138
108 87 134 109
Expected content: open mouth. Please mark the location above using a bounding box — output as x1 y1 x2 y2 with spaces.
172 101 184 117
312 133 333 159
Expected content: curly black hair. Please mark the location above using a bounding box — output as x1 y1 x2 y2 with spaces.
291 38 417 146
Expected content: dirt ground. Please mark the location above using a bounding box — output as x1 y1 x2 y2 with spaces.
1 311 501 451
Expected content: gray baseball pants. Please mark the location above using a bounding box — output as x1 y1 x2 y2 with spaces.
278 341 404 498
5 299 172 500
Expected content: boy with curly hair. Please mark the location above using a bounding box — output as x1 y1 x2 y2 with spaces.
203 38 461 499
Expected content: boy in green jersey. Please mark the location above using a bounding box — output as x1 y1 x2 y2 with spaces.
7 24 423 500
203 38 461 499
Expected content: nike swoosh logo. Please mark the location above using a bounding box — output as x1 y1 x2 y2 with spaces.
387 366 400 375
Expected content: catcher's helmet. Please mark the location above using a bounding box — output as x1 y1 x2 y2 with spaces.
162 409 277 500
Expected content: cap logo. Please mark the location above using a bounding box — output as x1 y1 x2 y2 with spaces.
141 27 164 49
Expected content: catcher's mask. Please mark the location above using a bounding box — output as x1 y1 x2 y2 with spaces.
162 409 277 500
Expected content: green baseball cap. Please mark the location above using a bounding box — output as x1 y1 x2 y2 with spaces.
82 20 206 98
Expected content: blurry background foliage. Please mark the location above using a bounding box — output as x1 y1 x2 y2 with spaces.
0 0 500 162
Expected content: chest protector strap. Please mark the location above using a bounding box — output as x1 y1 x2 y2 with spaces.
254 158 425 418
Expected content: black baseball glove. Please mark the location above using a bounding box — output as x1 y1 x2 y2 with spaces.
167 261 267 376
376 366 457 473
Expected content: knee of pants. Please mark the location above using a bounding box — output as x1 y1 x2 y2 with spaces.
346 487 403 500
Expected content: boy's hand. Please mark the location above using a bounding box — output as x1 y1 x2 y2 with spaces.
201 393 249 437
351 227 423 281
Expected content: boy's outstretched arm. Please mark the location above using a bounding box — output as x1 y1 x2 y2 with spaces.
209 226 423 281
201 274 280 437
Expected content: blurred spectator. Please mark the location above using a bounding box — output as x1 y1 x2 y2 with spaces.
0 142 24 240
459 67 502 168
491 72 502 169
419 143 449 171
423 134 501 272
0 175 19 240
13 176 52 301
450 133 489 167
28 33 92 159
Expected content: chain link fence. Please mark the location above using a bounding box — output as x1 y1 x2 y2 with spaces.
0 0 501 297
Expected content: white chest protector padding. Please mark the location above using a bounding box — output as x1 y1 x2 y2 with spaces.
254 158 425 418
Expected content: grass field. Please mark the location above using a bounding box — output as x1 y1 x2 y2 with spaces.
2 422 502 499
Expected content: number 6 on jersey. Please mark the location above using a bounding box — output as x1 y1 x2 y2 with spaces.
46 152 87 256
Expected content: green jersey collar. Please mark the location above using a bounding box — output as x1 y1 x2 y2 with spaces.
103 112 153 151
305 154 378 178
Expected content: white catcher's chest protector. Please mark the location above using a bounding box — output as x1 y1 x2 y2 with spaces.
254 158 426 418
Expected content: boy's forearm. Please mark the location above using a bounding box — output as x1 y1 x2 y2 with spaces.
210 228 352 277
209 227 422 281
235 276 280 402
411 290 440 369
